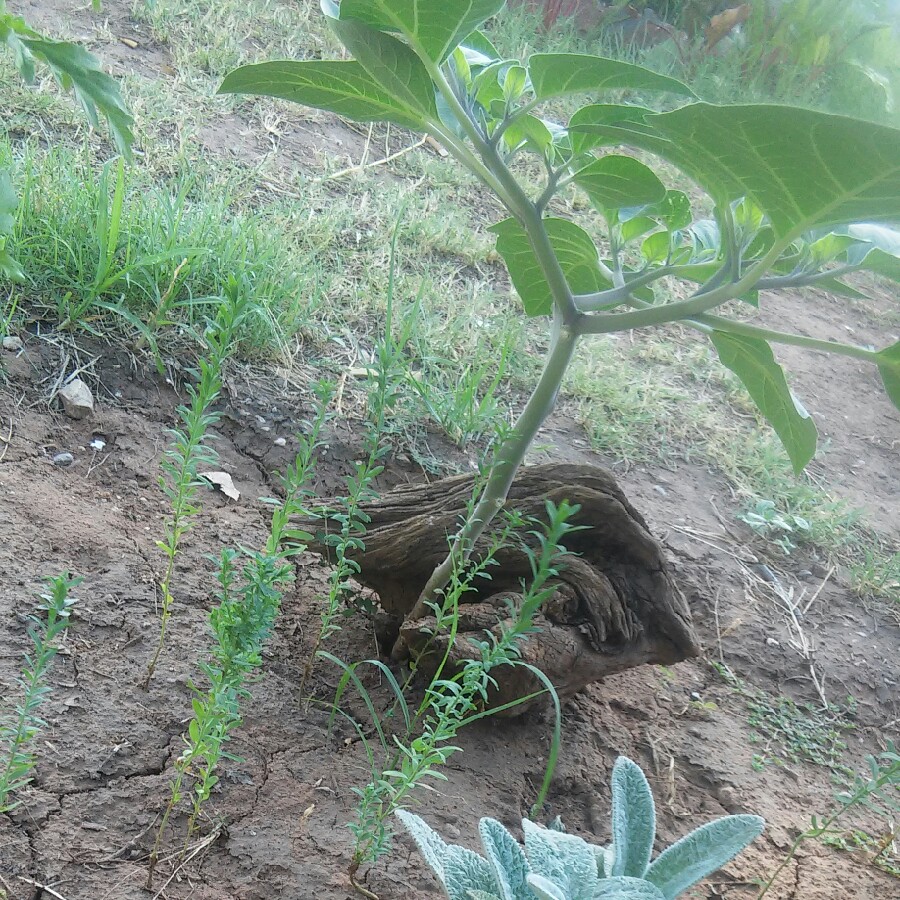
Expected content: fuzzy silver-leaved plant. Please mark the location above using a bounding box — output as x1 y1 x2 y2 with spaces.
396 756 763 900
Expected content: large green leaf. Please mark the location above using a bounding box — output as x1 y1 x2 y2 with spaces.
327 17 438 122
568 104 654 155
843 223 900 283
20 38 133 157
339 0 505 62
645 815 764 900
528 54 696 102
574 155 666 213
875 340 900 411
710 332 818 473
489 217 610 316
645 105 900 238
570 105 900 240
218 60 430 129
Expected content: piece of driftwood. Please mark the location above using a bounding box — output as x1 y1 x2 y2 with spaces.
301 464 700 711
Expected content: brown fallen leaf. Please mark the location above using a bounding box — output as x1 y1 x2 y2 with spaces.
199 471 240 501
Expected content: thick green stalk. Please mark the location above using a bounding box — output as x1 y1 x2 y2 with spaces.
392 63 584 643
398 315 577 633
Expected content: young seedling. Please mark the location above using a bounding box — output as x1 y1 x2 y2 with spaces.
324 500 576 892
300 218 415 691
0 574 80 812
758 741 900 897
147 378 330 885
220 1 900 654
142 279 248 689
396 755 764 900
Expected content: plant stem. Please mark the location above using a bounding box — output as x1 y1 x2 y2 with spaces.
577 238 791 335
395 315 577 643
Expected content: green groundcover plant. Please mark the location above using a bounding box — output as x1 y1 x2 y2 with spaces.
396 755 764 899
219 1 900 636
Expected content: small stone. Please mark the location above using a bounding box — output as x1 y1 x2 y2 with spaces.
58 379 94 420
690 691 702 701
273 437 287 447
652 484 668 496
2 335 23 352
52 452 75 468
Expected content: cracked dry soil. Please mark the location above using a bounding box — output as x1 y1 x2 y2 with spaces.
0 336 897 900
2 0 899 892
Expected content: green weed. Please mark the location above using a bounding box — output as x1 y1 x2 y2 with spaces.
758 741 900 896
329 500 576 887
147 367 326 885
850 547 900 605
142 281 248 688
0 574 80 812
737 499 812 555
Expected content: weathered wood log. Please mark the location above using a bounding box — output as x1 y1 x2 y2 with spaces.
301 464 700 710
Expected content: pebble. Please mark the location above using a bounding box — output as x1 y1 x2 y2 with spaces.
652 484 668 496
273 437 287 447
2 335 23 352
52 452 75 468
58 378 94 420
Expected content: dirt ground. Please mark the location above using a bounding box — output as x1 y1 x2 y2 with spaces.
1 2 899 899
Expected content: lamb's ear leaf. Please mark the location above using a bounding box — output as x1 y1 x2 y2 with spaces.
609 757 656 878
218 60 429 130
395 809 448 882
479 818 531 900
525 873 566 900
593 876 668 899
709 332 818 474
339 0 506 62
528 54 696 101
875 340 900 411
442 845 497 900
20 38 133 157
644 815 765 900
521 819 599 899
489 217 610 316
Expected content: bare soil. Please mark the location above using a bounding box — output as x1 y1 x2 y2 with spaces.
1 2 898 899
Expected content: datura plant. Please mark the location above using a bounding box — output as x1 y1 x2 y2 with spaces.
395 756 764 900
220 1 900 636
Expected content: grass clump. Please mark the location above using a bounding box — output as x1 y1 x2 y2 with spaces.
0 574 80 812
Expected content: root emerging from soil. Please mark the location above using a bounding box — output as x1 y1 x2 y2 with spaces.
302 464 700 710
